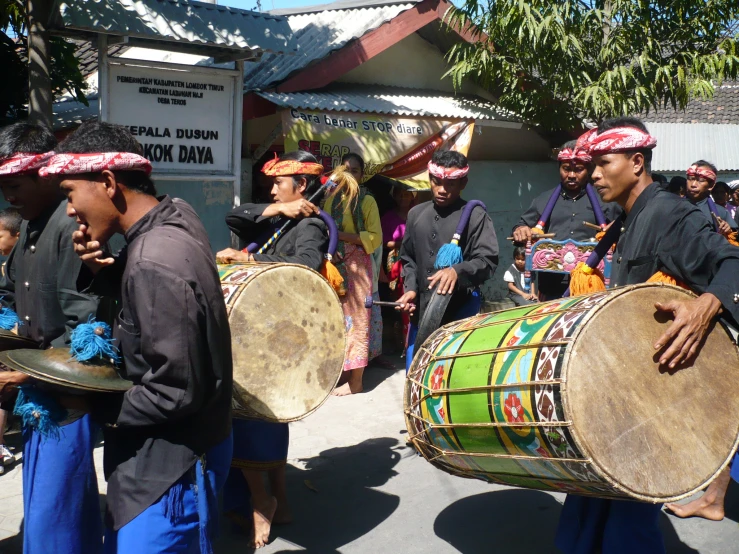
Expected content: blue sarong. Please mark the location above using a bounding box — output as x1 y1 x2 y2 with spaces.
405 290 482 373
731 452 739 482
223 418 289 516
103 434 233 554
555 495 665 554
22 414 103 554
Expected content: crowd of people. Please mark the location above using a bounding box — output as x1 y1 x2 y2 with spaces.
0 114 736 554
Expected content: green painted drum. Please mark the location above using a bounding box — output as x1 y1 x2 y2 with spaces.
405 283 739 502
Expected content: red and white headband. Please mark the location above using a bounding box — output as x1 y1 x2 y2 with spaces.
557 147 592 164
577 126 657 156
428 161 469 180
38 152 152 177
686 165 716 182
0 152 55 176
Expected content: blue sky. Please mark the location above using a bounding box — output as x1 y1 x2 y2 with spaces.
221 0 325 11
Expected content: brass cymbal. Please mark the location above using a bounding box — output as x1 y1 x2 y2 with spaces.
0 329 38 352
0 348 132 392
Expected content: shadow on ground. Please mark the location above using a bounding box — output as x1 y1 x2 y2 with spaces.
434 489 700 553
217 437 404 553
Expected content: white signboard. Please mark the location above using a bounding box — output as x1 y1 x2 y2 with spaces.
106 62 237 175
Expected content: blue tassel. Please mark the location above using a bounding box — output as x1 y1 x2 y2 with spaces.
0 303 21 331
13 387 66 440
434 242 464 269
69 317 120 364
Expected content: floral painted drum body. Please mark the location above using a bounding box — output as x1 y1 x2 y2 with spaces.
405 283 739 502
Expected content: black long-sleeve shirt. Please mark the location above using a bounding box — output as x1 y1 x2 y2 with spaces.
513 185 622 241
90 196 233 529
400 198 499 322
0 198 99 348
225 202 328 272
611 183 739 324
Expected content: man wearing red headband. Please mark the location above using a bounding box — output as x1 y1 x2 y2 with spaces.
55 121 233 553
556 117 739 554
0 123 105 554
512 140 621 299
215 149 329 548
684 159 737 237
398 150 498 371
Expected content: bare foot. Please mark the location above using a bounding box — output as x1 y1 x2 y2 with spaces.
665 467 730 521
332 382 354 396
665 497 725 521
250 496 277 549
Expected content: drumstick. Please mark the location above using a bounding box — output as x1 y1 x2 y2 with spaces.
582 221 602 231
364 296 404 309
506 233 556 241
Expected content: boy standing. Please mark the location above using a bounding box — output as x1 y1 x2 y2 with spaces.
47 121 233 553
398 150 498 369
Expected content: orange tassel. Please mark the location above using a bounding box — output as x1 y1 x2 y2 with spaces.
727 231 739 247
595 231 606 242
321 260 346 296
646 271 690 290
569 262 606 297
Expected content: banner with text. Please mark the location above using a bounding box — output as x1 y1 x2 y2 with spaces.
107 63 236 174
282 109 474 189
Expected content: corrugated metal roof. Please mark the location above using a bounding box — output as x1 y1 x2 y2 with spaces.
243 1 417 91
646 122 739 171
258 86 521 121
51 0 294 55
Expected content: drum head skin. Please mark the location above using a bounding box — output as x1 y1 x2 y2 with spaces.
223 263 345 422
565 285 739 501
0 348 132 392
0 329 38 351
415 288 452 350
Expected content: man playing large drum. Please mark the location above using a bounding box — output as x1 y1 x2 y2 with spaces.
216 150 328 549
556 117 739 554
512 140 621 299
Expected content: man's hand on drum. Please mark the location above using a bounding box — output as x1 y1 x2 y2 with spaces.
653 293 723 369
72 224 114 274
428 267 458 295
512 225 532 243
216 248 253 264
279 198 319 219
396 290 417 315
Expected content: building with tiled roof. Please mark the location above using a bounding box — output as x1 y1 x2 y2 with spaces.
642 83 739 175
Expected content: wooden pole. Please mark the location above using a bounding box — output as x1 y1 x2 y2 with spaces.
26 0 54 128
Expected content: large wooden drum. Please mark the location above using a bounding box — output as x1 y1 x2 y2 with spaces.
220 262 345 422
405 283 739 502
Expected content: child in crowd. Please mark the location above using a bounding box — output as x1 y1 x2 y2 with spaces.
0 207 22 467
504 246 537 306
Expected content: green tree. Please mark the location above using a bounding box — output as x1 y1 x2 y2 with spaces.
446 0 739 131
1 0 87 125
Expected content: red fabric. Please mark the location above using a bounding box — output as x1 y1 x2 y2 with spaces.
427 161 469 180
557 147 592 164
577 126 657 156
687 165 716 182
261 153 324 176
0 152 54 176
39 152 152 176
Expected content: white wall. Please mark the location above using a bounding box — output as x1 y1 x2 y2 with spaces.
465 160 560 300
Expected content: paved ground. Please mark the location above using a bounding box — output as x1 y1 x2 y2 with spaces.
1 358 739 553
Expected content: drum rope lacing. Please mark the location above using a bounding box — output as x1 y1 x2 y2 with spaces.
440 306 594 333
407 377 567 395
419 339 571 362
418 441 592 463
405 411 572 428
